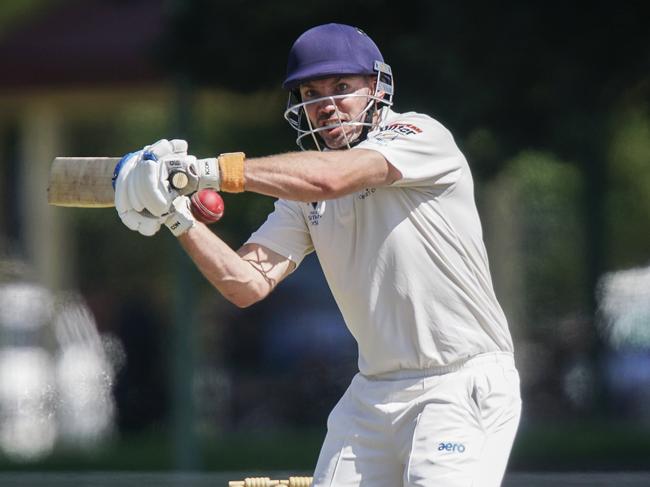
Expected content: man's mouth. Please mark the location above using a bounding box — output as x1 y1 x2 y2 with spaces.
322 125 343 138
320 117 345 128
320 119 347 138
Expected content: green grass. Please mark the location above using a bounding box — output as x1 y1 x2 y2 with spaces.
509 420 650 471
0 429 325 472
2 421 650 472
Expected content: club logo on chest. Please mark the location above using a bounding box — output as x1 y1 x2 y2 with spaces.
307 201 326 226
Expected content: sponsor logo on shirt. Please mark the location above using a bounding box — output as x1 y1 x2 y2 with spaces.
357 188 376 200
438 442 466 453
369 122 423 144
384 122 423 135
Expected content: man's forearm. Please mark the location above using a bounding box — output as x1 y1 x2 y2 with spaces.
243 149 395 201
178 223 267 308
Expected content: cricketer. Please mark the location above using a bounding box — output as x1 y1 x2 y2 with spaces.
114 23 521 487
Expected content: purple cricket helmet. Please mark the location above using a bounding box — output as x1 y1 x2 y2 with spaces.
282 23 394 150
283 23 384 90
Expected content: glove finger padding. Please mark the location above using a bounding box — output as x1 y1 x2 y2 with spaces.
170 139 188 154
137 214 163 237
133 159 172 217
120 209 162 237
135 139 190 216
114 152 141 214
126 163 147 212
147 138 187 160
145 139 170 158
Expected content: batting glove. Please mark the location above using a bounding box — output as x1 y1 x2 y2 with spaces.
125 139 194 217
114 150 162 236
125 140 223 217
163 196 196 237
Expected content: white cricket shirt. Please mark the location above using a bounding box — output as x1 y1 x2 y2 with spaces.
247 109 514 377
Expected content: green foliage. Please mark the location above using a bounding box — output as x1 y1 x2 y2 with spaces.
0 0 50 37
606 108 650 268
503 151 587 323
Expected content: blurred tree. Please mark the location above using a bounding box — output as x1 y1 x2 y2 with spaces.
503 151 587 324
0 0 50 35
606 105 650 269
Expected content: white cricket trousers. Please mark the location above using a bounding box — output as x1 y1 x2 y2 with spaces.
312 352 521 487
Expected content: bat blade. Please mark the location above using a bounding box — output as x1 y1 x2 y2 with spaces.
47 157 120 208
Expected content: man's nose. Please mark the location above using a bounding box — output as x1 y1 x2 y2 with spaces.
316 97 337 118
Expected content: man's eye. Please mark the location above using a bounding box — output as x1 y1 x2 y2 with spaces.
336 83 350 93
303 90 317 99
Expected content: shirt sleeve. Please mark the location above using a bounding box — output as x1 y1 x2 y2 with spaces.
353 113 465 189
245 199 314 268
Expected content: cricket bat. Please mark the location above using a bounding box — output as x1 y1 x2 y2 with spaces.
47 157 120 207
47 156 192 208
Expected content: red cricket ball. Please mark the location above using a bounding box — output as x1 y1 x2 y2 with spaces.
190 189 225 224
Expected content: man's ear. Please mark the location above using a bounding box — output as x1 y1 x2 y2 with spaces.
368 76 377 91
368 76 385 99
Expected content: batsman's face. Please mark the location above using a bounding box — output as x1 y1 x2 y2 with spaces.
299 76 376 149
